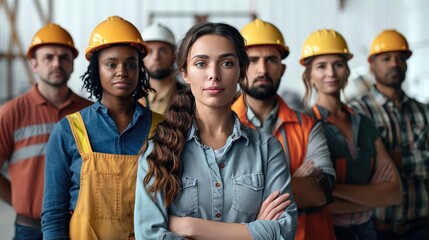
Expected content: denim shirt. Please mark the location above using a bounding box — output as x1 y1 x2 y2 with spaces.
134 114 297 240
42 101 154 239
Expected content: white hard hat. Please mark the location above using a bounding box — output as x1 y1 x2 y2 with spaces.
142 23 176 47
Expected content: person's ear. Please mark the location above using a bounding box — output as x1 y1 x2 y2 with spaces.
182 71 190 84
281 63 286 77
30 58 38 72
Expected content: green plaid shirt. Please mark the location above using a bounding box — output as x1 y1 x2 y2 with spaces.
348 86 429 222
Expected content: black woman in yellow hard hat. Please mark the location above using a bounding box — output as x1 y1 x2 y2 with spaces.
41 16 162 239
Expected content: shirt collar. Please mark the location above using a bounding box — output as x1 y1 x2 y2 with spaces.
246 101 279 128
93 101 146 119
147 80 177 103
276 96 301 123
185 112 250 146
370 85 411 107
28 85 49 106
92 101 106 113
314 104 356 122
29 84 82 108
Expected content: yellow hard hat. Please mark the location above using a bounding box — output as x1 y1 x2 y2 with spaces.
27 23 78 59
368 29 412 60
300 29 353 66
240 19 289 59
85 16 148 60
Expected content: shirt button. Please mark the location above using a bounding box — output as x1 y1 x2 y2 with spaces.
219 163 225 169
215 182 221 188
216 213 222 218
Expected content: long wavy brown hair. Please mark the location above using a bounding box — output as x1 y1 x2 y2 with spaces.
142 22 249 206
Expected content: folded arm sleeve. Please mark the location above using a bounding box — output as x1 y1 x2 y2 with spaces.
245 137 297 240
134 143 184 240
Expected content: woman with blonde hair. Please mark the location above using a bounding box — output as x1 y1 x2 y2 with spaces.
300 29 402 240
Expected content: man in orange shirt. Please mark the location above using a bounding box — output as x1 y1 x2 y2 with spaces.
0 23 92 239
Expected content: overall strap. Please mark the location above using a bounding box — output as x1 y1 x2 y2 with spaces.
67 112 92 154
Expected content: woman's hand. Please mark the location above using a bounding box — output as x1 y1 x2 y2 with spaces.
257 190 291 220
169 215 191 237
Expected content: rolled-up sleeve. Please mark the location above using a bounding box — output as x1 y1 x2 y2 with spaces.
41 122 72 239
245 137 297 240
305 122 336 178
134 143 184 240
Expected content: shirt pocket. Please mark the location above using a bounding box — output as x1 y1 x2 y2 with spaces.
170 176 198 217
232 173 264 215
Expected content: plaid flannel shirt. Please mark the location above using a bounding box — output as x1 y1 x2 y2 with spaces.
349 86 429 222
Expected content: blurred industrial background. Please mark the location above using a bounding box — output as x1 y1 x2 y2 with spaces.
1 0 428 238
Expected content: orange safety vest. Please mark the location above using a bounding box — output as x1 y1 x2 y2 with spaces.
232 95 336 240
67 112 161 240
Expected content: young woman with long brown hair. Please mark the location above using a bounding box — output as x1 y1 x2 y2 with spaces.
134 22 297 240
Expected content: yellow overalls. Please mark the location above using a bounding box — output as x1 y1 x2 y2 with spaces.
66 112 161 240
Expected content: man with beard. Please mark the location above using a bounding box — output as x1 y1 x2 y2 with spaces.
0 23 92 239
232 19 336 240
349 29 429 239
138 23 186 114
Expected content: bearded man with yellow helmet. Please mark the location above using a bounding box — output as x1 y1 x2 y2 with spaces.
232 19 336 240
